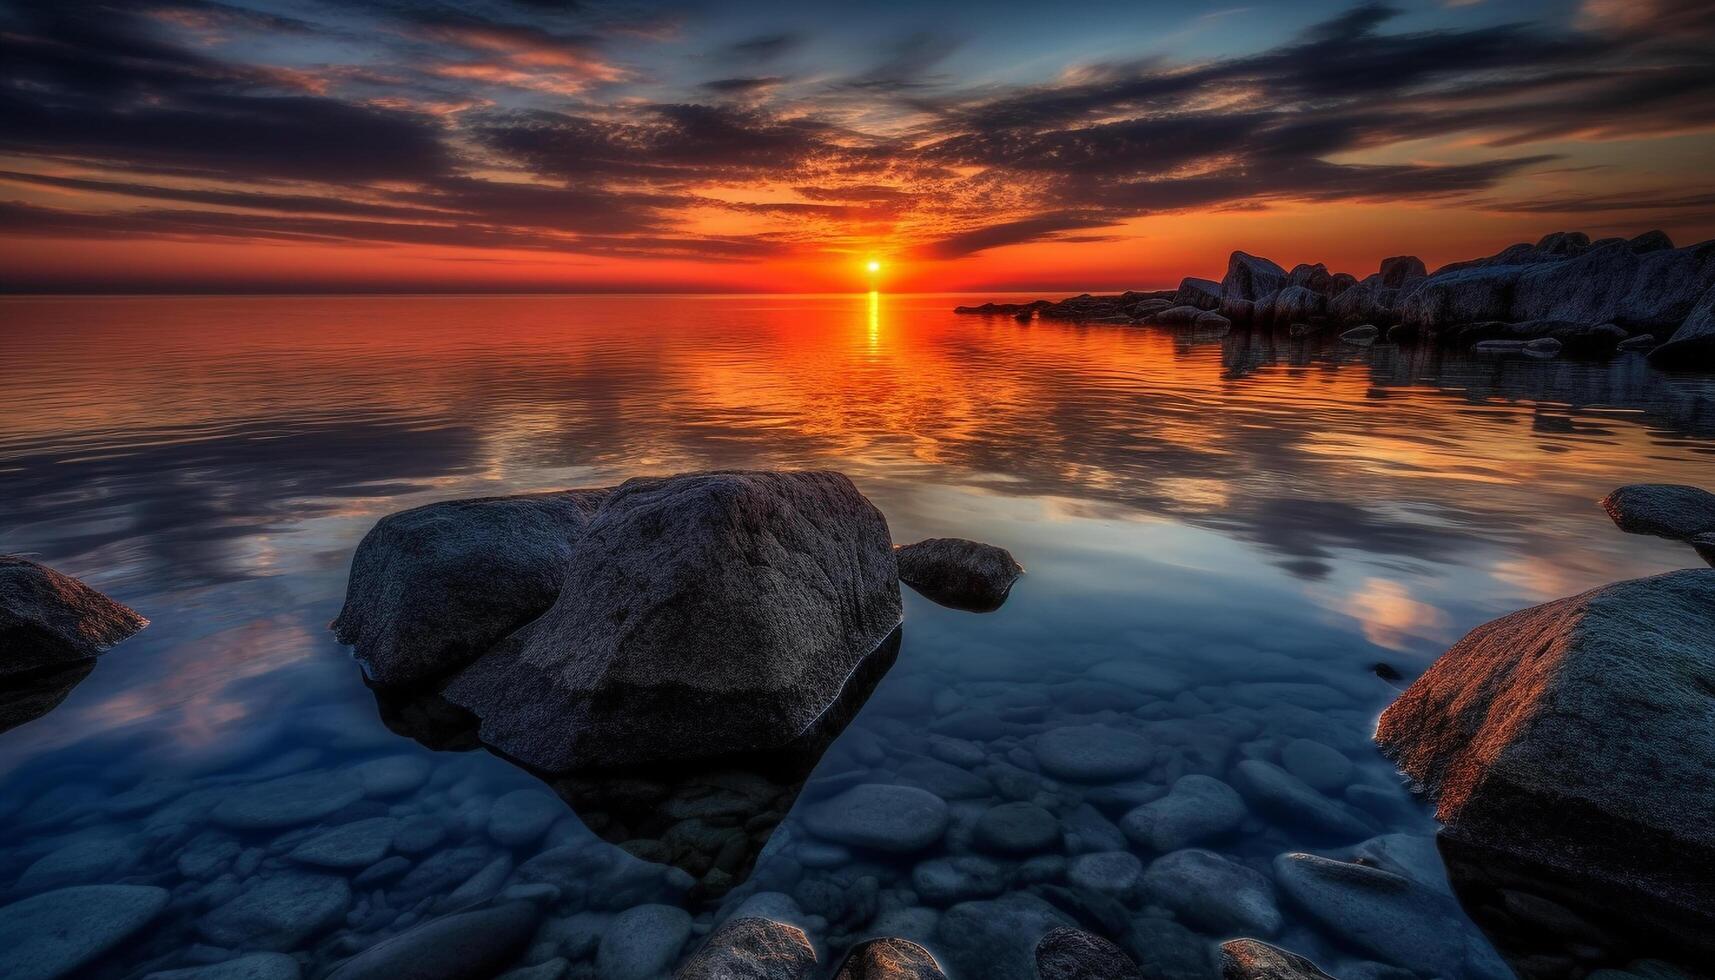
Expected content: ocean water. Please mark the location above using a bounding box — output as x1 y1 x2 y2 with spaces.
1 293 1711 979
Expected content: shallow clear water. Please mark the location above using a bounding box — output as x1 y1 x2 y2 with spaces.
2 294 1712 979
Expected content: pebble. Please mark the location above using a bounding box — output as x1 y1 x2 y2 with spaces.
835 936 945 979
1033 726 1154 781
349 756 432 798
354 855 411 887
596 905 692 980
912 855 1008 905
197 871 352 949
801 785 949 853
392 817 448 855
1229 760 1371 840
0 884 169 980
896 757 989 799
209 772 364 830
1066 851 1142 896
1279 740 1353 792
16 836 140 891
676 916 816 980
1034 927 1143 980
488 790 563 847
927 736 986 768
1273 852 1511 978
974 802 1061 854
1120 774 1246 851
141 953 303 980
1142 849 1281 937
325 901 540 979
288 817 399 869
934 893 1071 980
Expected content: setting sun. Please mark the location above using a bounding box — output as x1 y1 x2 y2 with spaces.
866 259 882 274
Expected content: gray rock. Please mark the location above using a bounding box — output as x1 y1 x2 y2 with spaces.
833 937 946 979
497 962 568 980
935 893 1072 980
332 488 610 685
1035 927 1143 980
974 802 1061 854
1339 325 1379 346
16 835 139 891
327 902 539 980
598 904 692 980
1617 333 1659 351
1273 852 1509 978
288 817 398 869
1601 484 1715 540
675 916 816 980
210 771 364 830
353 855 410 887
1126 917 1215 979
1175 277 1225 310
1230 760 1371 840
897 756 990 800
1151 304 1209 325
1268 286 1325 325
1524 336 1563 357
1279 740 1352 793
895 538 1023 612
197 871 351 949
1121 774 1246 851
1375 569 1715 917
1143 849 1281 937
802 784 948 853
1 555 146 677
1222 252 1287 304
1034 725 1153 781
1472 339 1525 353
1218 939 1335 980
1651 282 1715 369
1194 311 1233 332
143 953 303 980
912 855 1007 905
488 789 563 846
442 471 902 771
349 755 431 798
0 884 169 980
1066 851 1143 896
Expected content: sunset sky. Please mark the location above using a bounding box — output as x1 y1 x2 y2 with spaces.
2 0 1713 293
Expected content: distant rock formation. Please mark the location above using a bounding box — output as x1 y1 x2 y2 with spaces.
954 230 1715 369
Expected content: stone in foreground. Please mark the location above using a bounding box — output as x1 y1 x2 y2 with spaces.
895 537 1023 612
675 917 816 980
833 937 946 979
1375 569 1715 918
327 903 539 980
332 489 610 686
440 471 902 770
1600 484 1715 540
1218 939 1335 980
802 784 949 853
1035 927 1143 980
1 555 146 678
0 884 169 980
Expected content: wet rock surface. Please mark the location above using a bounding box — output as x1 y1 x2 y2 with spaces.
1219 938 1335 980
834 937 946 979
895 538 1023 612
0 884 169 980
675 916 816 980
326 902 539 980
1601 484 1715 545
1034 926 1143 980
1 555 146 678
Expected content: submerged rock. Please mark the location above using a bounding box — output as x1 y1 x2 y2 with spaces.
144 953 303 980
439 471 902 771
1121 773 1246 851
1375 569 1715 919
332 489 610 686
934 893 1071 980
1035 927 1143 980
675 916 816 980
802 784 948 853
1218 939 1335 980
197 871 351 949
895 538 1023 611
0 884 169 980
598 905 692 980
834 937 946 979
1143 848 1281 937
1 555 146 677
327 903 539 980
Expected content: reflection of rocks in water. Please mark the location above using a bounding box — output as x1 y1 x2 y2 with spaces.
1439 833 1715 978
369 628 901 902
0 659 94 734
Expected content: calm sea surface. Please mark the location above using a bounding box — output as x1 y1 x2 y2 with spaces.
2 294 1712 979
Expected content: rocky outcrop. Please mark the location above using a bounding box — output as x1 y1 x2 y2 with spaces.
2 555 146 677
950 229 1715 368
895 538 1023 611
1375 569 1715 919
1601 484 1715 568
436 471 902 771
332 489 609 686
1218 939 1335 980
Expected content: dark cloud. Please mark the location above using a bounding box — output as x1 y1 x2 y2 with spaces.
700 75 786 95
719 31 801 63
917 214 1116 259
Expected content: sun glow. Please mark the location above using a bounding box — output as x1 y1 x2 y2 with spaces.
866 259 882 274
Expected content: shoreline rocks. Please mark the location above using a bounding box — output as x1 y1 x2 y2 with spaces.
2 555 147 678
1601 484 1715 567
952 229 1715 368
1375 569 1715 922
895 538 1023 612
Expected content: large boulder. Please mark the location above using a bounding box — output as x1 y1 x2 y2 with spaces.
1267 286 1324 325
1398 265 1519 331
675 916 816 980
440 471 901 770
332 489 610 686
1035 927 1143 980
1379 255 1427 288
895 538 1022 612
1509 241 1640 325
1221 252 1286 303
1375 569 1715 917
1 556 146 677
1619 241 1715 331
1651 283 1715 369
1174 277 1224 310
